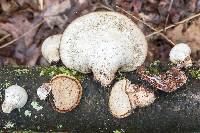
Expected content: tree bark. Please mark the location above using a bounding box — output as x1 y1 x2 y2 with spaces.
0 67 200 132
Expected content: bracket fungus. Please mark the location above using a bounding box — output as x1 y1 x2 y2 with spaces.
169 43 192 68
42 11 147 86
47 75 82 113
41 34 62 64
109 79 155 118
137 66 187 93
2 85 28 113
37 83 51 100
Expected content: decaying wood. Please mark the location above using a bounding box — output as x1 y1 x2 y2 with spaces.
0 67 199 132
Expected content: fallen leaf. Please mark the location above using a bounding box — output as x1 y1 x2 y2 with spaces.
0 14 40 64
0 0 19 13
26 44 40 66
0 14 38 47
167 18 200 55
43 0 71 29
116 0 142 13
14 40 26 64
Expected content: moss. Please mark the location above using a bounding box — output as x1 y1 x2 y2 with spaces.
0 80 12 89
24 110 32 117
37 66 84 80
3 121 15 129
31 101 43 111
12 131 38 133
116 72 125 80
113 130 121 133
146 60 161 75
14 69 30 76
188 68 200 79
57 124 63 129
0 93 2 101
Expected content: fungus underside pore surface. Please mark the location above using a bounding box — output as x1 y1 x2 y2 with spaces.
0 63 199 132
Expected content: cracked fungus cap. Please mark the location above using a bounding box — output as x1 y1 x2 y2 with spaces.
109 79 155 118
109 79 133 118
60 11 148 86
50 74 82 113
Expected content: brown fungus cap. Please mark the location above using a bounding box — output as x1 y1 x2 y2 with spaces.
50 74 82 113
137 66 187 93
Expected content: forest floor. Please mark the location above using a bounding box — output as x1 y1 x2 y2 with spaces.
0 0 199 66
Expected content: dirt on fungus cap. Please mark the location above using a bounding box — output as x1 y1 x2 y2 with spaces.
59 11 148 86
50 74 82 113
109 79 155 118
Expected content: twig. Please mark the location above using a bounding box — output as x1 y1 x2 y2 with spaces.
0 34 11 43
39 0 44 10
116 6 176 46
0 20 44 49
94 3 114 11
147 12 200 37
164 0 174 29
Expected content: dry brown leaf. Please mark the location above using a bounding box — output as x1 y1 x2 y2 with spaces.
3 57 18 66
0 15 38 47
0 0 19 13
25 44 40 66
43 0 55 8
0 14 40 64
43 0 71 29
167 19 200 54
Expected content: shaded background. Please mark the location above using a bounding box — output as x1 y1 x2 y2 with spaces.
0 0 200 67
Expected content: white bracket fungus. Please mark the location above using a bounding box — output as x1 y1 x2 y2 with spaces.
41 34 62 64
42 11 147 86
36 75 82 113
169 43 192 68
50 74 82 113
37 83 51 100
37 74 82 113
2 85 28 113
109 79 155 118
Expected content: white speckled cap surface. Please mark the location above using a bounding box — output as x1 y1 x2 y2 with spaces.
60 11 147 85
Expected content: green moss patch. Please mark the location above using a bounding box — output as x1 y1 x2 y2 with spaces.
37 66 84 80
146 60 161 75
188 68 200 79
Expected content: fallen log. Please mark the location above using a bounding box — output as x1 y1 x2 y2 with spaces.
0 66 200 132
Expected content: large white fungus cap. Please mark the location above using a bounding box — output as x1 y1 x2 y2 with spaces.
41 34 62 64
109 79 155 118
2 85 28 113
60 11 147 86
169 43 192 67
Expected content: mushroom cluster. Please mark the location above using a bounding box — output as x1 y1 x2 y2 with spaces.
42 11 147 86
40 11 192 119
109 79 155 118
